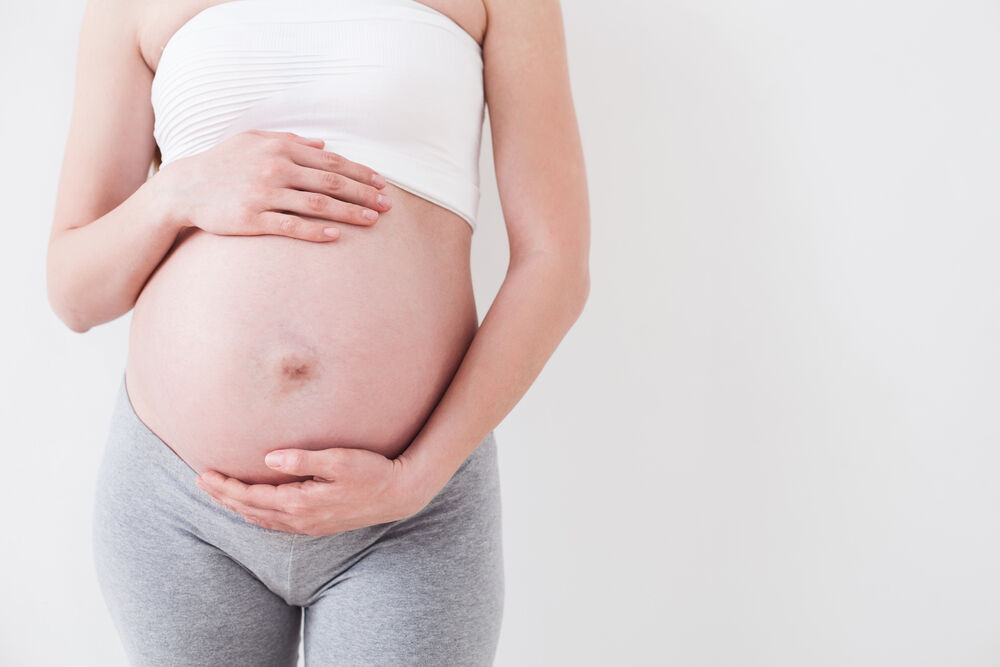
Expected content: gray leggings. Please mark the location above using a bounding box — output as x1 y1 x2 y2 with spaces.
92 372 504 666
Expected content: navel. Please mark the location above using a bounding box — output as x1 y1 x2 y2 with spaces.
276 352 314 381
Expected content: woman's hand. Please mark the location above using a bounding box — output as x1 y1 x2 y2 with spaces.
163 129 393 242
194 447 433 536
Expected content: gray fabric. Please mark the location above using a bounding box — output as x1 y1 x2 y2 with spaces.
92 372 504 666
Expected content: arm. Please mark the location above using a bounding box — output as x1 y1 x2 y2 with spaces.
192 0 589 534
397 0 591 502
47 0 188 333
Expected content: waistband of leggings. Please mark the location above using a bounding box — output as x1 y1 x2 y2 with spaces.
114 370 201 483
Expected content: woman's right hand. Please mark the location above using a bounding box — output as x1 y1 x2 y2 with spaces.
162 129 393 241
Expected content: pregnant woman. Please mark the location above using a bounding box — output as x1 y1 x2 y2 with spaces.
47 0 588 664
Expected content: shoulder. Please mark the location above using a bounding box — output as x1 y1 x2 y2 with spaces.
480 0 571 99
481 0 565 48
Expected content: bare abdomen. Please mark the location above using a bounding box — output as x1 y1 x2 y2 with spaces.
125 184 479 484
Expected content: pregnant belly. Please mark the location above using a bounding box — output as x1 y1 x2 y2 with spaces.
125 184 479 484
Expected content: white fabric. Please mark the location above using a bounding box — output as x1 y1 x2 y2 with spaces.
151 0 485 231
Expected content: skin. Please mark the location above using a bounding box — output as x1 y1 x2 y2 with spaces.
49 0 589 536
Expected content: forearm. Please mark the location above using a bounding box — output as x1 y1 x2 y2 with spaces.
399 251 589 502
46 163 188 333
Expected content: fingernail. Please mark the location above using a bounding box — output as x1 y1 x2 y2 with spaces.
323 227 339 237
376 194 391 209
371 173 386 188
363 209 379 221
265 452 284 468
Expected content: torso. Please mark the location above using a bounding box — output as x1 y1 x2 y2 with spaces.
126 0 488 484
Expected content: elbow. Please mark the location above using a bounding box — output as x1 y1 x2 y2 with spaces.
579 268 590 309
47 283 91 334
50 306 91 335
512 247 590 316
571 266 590 318
559 245 589 315
46 257 91 334
63 312 93 334
542 253 592 317
65 320 92 335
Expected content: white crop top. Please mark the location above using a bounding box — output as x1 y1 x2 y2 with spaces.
151 0 485 231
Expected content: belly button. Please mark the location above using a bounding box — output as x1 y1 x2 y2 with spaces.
276 352 315 382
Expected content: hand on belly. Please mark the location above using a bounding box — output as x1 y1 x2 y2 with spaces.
194 444 427 535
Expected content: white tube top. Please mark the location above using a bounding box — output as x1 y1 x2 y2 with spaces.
151 0 485 231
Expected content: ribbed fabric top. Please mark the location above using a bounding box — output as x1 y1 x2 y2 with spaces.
151 0 485 231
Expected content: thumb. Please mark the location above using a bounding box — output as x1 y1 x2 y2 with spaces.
265 449 336 478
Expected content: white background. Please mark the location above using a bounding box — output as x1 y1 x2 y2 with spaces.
3 0 1000 665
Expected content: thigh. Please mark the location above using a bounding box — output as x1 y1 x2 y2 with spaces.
93 517 301 666
91 413 301 666
301 435 505 666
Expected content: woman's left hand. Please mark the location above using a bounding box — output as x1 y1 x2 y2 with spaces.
195 447 429 535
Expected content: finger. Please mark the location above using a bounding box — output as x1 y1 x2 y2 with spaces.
222 498 303 534
287 164 392 213
252 210 341 241
207 491 305 535
220 496 302 532
198 472 308 512
264 448 342 481
270 188 382 228
288 142 388 189
252 129 328 149
248 516 304 533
